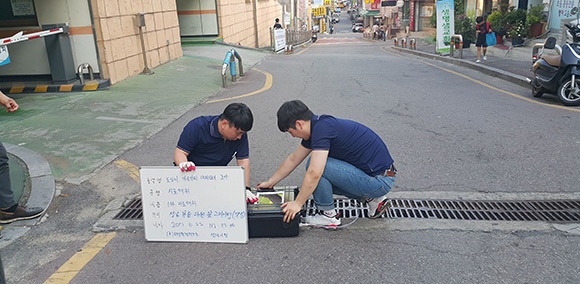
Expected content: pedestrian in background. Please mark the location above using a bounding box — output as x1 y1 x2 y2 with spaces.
0 91 45 225
475 16 492 63
174 102 258 204
257 100 396 227
273 18 282 29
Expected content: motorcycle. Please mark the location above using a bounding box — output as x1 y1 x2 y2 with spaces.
531 17 580 106
311 31 317 43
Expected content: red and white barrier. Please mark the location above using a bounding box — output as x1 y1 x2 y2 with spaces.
1 27 65 46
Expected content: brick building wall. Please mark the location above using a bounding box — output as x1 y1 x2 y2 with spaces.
217 0 282 48
91 0 183 85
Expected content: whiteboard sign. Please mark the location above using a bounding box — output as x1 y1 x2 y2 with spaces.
140 166 248 243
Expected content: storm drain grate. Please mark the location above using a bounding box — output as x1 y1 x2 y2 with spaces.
304 198 580 222
113 198 143 220
387 199 580 222
114 198 580 223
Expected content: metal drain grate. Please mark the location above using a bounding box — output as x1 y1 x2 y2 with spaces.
304 199 371 218
113 198 143 220
388 199 580 223
114 197 580 223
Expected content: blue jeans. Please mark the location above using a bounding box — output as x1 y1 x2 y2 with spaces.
306 157 395 211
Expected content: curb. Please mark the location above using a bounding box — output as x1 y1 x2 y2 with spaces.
391 46 532 89
3 143 54 226
0 79 110 95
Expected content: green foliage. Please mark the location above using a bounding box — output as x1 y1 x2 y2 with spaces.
487 10 507 35
507 21 526 38
505 7 526 37
526 4 545 25
454 0 465 15
430 5 437 28
505 7 526 26
455 14 475 42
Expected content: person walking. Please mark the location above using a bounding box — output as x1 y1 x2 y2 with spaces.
257 100 396 226
0 91 45 225
273 18 283 29
475 16 492 63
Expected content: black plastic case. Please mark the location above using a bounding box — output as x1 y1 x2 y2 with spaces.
247 187 299 238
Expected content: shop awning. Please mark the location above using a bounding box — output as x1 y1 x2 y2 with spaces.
365 10 380 17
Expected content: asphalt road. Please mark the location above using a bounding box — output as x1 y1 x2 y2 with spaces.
4 12 580 284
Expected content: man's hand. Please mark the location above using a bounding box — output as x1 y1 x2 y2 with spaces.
281 201 302 223
0 93 18 113
256 180 275 189
178 161 195 172
245 189 258 204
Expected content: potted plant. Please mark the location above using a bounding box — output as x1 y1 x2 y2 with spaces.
527 4 546 37
487 10 507 44
508 20 526 46
455 14 475 48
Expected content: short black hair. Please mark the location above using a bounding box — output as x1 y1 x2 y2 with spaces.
276 100 314 132
275 18 280 22
221 102 253 132
476 16 483 24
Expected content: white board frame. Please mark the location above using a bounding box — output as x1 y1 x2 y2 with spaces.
140 166 248 243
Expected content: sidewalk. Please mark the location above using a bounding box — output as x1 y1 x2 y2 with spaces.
391 34 539 88
0 42 271 245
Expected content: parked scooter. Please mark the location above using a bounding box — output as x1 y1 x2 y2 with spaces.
312 31 317 43
531 15 580 106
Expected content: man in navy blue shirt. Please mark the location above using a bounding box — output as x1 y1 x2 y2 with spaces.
174 102 258 203
257 100 396 226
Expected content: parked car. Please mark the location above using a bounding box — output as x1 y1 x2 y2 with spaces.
352 23 363 32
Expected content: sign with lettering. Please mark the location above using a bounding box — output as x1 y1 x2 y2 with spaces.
140 166 248 243
436 0 453 54
0 45 9 66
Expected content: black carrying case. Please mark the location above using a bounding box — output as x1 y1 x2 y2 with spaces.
247 187 299 238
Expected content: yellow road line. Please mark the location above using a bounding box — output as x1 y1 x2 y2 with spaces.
44 232 116 284
206 68 272 104
114 159 140 183
382 47 580 113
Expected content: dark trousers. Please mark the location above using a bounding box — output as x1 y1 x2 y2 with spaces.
0 142 15 209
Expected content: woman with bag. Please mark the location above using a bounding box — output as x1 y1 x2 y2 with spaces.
475 16 492 63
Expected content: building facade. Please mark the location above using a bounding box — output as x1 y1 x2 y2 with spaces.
0 0 282 88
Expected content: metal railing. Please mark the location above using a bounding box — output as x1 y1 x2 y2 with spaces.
270 29 311 52
77 63 94 85
221 49 244 87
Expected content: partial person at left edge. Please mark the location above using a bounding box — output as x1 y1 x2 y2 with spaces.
173 102 258 204
0 91 45 225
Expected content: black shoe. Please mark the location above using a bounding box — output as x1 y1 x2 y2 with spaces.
0 206 44 224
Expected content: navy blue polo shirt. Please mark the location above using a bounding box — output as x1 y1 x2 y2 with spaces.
177 115 249 166
301 115 393 176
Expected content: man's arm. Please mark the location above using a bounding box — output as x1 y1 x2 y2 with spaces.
236 158 250 187
173 148 189 165
281 149 328 222
0 91 18 112
257 144 311 188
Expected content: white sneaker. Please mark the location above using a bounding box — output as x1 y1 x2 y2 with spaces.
367 194 390 219
303 213 341 226
483 56 487 61
475 59 481 63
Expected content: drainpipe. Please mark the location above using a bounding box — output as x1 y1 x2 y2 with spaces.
86 0 104 80
253 0 259 47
